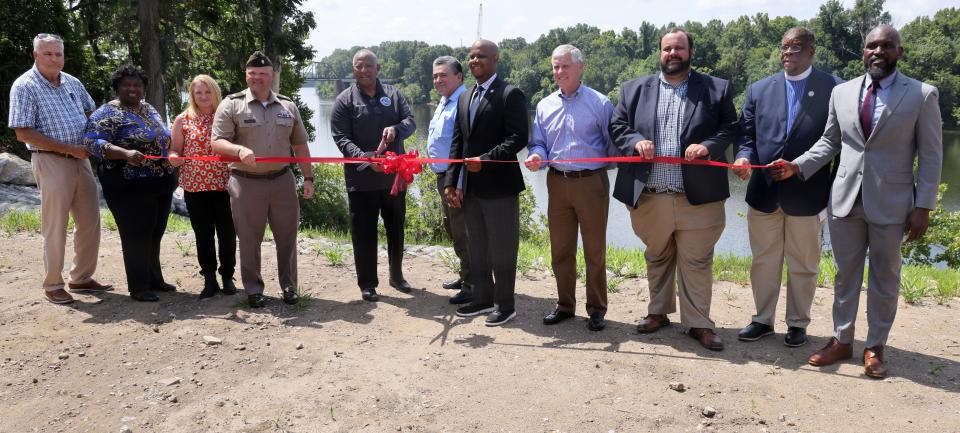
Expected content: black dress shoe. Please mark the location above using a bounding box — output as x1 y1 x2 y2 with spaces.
130 291 159 302
543 309 574 325
360 288 379 302
221 276 237 296
247 294 265 308
737 321 774 342
389 279 413 293
448 289 472 305
784 326 808 347
155 282 177 292
442 279 462 290
587 313 606 331
282 288 299 305
198 273 220 300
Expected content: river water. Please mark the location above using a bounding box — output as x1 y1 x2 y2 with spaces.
300 87 960 256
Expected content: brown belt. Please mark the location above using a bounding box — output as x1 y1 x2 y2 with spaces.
30 149 77 160
548 167 603 178
231 167 289 179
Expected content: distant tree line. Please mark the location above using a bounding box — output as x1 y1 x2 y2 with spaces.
314 1 960 129
0 0 317 158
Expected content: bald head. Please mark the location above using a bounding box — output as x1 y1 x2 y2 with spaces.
863 24 903 80
467 39 500 83
866 25 901 46
471 39 499 55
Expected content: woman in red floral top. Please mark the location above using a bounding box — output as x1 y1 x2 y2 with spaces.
169 75 237 299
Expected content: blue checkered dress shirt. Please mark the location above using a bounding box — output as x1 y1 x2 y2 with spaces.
8 66 95 149
646 74 688 193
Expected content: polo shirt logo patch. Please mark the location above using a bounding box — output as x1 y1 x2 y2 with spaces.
379 96 392 107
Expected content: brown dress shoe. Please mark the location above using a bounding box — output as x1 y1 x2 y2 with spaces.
688 328 724 351
45 289 75 304
67 280 113 293
637 314 670 333
807 337 853 366
863 346 888 379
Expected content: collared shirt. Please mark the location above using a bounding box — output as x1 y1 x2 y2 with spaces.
528 83 615 171
860 70 898 133
331 80 416 192
784 66 812 135
427 84 465 173
212 88 309 174
468 73 497 122
84 100 175 179
647 73 689 193
8 66 95 149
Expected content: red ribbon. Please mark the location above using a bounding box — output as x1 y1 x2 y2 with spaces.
149 153 779 195
381 150 422 195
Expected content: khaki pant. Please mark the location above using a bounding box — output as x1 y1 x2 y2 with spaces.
747 207 824 328
227 170 299 295
629 192 724 329
31 153 101 291
547 171 608 316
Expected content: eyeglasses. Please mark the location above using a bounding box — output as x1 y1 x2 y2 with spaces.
780 45 805 54
35 33 63 41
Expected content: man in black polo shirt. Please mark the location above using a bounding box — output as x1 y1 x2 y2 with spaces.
331 49 417 302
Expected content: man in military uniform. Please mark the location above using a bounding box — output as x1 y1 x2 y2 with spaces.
212 51 313 308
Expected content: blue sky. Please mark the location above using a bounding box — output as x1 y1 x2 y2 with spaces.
303 0 954 60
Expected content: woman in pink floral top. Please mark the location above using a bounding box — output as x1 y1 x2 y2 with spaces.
169 75 237 299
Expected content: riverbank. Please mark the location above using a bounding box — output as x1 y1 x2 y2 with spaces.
0 220 959 432
2 207 958 305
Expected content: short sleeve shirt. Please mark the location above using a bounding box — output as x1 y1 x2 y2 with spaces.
178 113 229 192
8 66 95 148
212 89 309 174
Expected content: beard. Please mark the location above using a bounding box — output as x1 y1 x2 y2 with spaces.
865 56 897 79
660 57 691 76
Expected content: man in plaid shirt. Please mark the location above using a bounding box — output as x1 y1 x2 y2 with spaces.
610 28 738 350
8 33 112 304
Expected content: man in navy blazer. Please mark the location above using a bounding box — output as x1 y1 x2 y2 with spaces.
610 28 738 351
732 27 843 348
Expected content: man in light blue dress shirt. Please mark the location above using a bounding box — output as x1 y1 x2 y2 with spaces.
427 56 472 303
524 45 615 331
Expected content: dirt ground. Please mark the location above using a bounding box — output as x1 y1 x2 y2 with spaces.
0 229 958 433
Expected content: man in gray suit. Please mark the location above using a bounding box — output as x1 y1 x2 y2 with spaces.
772 25 942 378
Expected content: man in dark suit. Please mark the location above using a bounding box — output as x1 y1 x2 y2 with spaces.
444 39 528 326
732 27 843 348
609 28 738 350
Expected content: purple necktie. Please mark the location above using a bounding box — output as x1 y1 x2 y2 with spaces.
859 80 879 140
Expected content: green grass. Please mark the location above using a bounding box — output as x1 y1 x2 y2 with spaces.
606 246 646 278
4 208 960 304
318 244 346 267
712 253 752 286
516 241 548 276
900 266 931 304
0 209 41 233
437 249 460 273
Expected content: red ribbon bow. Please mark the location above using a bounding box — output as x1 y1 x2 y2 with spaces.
381 150 423 195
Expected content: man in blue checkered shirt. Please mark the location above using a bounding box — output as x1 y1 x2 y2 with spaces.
8 33 112 304
610 28 738 351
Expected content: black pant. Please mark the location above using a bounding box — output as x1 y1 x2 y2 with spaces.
347 189 406 289
463 191 520 311
100 170 177 293
184 190 236 277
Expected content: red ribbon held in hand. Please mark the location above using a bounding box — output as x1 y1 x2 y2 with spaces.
381 150 423 195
